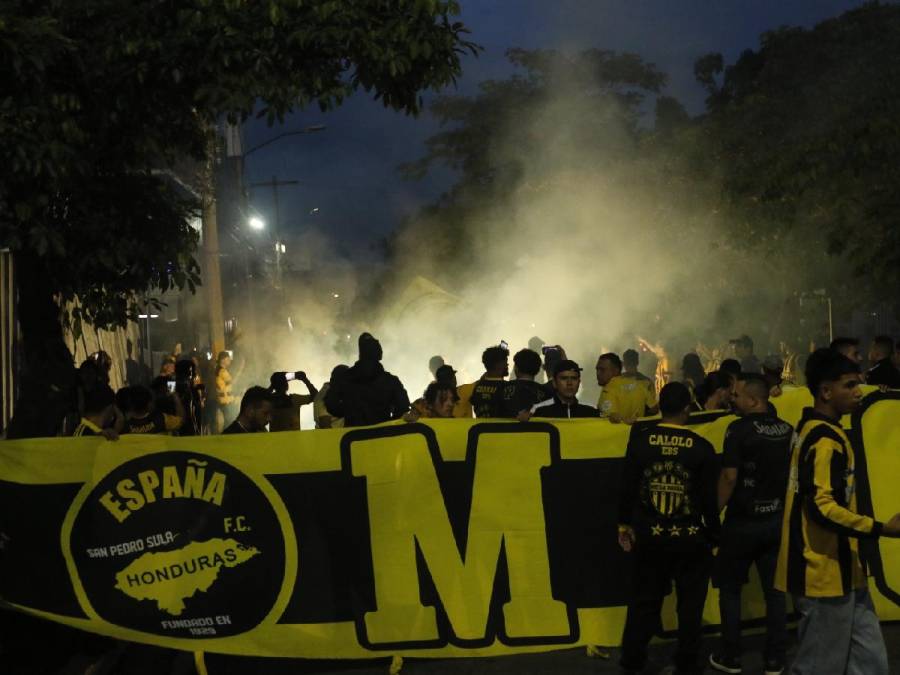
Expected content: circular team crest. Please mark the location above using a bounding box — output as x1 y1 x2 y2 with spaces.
642 461 693 518
68 452 285 638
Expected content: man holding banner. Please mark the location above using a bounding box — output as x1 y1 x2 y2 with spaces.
617 382 720 675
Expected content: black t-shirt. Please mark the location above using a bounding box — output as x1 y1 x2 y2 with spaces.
502 379 551 417
123 413 166 435
722 412 793 520
866 359 900 388
618 423 720 550
222 420 249 434
469 378 507 418
532 396 600 419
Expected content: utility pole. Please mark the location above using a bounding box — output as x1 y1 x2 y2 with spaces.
202 127 226 355
249 175 299 289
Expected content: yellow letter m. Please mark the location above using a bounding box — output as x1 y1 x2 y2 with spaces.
347 424 576 649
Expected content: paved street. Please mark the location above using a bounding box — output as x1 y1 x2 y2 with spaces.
4 612 899 673
243 624 900 674
175 623 900 674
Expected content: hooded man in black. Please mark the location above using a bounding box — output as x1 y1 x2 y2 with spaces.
324 333 410 427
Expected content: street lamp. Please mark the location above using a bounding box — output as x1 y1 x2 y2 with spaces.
248 216 265 231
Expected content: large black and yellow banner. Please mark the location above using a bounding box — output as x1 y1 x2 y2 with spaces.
0 387 898 661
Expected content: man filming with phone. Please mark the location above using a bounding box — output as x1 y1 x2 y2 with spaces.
269 371 319 432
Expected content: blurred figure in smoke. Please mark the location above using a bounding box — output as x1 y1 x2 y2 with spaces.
541 345 566 398
529 360 599 419
598 352 658 424
502 349 550 417
692 371 733 412
269 371 318 432
622 349 652 384
761 354 785 399
466 345 510 418
214 351 236 433
324 333 410 427
830 336 862 365
720 358 742 382
428 355 445 379
314 365 349 429
223 386 272 434
866 335 900 388
730 334 760 374
175 359 204 436
637 336 670 396
528 336 546 381
681 353 706 392
124 339 151 387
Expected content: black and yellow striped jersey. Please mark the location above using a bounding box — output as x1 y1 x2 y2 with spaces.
775 408 884 597
72 418 103 437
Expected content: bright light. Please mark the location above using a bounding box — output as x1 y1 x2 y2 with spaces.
249 216 265 230
138 314 160 319
275 242 286 253
332 293 340 298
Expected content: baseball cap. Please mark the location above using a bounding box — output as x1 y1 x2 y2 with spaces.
435 364 457 381
553 359 582 377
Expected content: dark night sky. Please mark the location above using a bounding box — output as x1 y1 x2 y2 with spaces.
241 0 868 260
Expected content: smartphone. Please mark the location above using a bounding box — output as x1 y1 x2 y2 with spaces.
284 372 296 382
542 345 560 355
226 350 234 359
500 340 509 351
167 381 176 393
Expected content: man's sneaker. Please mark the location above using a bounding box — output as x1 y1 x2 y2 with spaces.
763 658 785 675
708 652 742 674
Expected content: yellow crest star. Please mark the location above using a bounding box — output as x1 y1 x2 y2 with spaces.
669 525 681 536
651 524 663 536
687 526 699 535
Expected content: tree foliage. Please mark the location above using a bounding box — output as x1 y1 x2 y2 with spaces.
0 0 478 332
690 2 900 292
396 2 900 315
391 46 666 277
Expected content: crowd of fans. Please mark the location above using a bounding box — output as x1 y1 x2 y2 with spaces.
60 331 900 675
68 331 900 439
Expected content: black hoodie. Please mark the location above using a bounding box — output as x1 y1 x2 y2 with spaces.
324 335 410 426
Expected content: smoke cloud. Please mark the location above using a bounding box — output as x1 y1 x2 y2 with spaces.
227 52 826 423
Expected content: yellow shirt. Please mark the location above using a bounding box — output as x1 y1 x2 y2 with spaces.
216 367 235 406
454 382 475 418
597 375 656 421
